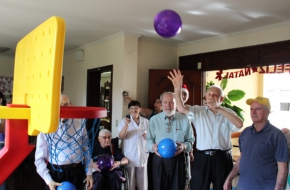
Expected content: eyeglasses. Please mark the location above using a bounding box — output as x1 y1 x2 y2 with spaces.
100 136 111 140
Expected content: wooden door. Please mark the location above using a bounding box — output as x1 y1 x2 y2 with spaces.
148 69 204 110
87 65 113 132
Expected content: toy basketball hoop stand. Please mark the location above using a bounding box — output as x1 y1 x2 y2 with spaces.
0 105 106 184
0 16 107 184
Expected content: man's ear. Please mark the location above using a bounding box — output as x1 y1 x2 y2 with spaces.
220 96 225 102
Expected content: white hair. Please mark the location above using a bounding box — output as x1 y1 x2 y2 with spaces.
99 129 111 136
206 85 224 97
160 92 175 101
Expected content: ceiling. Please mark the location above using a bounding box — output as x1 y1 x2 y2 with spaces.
1 0 290 57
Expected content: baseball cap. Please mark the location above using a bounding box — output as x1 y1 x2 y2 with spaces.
246 96 271 110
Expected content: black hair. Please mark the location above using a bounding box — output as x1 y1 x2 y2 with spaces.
155 97 161 101
128 100 141 109
0 91 7 106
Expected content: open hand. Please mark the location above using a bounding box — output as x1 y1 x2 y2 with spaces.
153 143 161 157
47 180 62 190
110 161 121 171
168 69 183 88
91 162 101 172
174 142 185 156
86 175 93 190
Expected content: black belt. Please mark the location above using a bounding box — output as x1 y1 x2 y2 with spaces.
197 149 231 156
49 161 83 170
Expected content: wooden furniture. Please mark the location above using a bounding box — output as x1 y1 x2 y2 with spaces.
179 40 290 71
231 132 241 162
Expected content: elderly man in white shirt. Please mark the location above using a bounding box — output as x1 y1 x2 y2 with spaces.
35 94 93 190
168 69 243 190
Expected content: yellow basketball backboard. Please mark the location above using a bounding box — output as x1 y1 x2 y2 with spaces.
12 16 66 135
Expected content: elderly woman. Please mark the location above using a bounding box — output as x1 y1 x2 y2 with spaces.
123 93 162 120
118 100 149 190
92 129 128 190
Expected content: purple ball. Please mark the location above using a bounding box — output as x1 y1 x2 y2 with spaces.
97 155 114 172
154 9 182 38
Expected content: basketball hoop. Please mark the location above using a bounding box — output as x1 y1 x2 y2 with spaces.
46 106 107 173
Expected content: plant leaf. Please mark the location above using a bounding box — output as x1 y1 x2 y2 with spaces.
223 97 231 105
220 78 228 90
221 102 232 109
236 111 244 121
206 81 215 91
227 90 246 101
232 105 244 112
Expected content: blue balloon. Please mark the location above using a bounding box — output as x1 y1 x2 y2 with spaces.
158 138 177 158
154 9 182 38
56 181 76 190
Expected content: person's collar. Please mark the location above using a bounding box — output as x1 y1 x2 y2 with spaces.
250 120 271 132
162 112 176 121
204 106 214 113
101 144 110 148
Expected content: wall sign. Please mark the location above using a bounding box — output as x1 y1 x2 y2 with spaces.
215 64 290 81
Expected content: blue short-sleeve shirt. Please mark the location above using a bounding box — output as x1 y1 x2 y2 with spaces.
238 121 288 190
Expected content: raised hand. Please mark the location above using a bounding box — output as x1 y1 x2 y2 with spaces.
168 69 183 88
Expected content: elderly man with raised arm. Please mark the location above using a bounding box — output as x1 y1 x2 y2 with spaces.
168 69 243 190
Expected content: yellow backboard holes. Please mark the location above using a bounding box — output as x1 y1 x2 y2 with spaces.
12 16 65 135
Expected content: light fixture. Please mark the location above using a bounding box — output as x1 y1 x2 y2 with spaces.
0 47 10 53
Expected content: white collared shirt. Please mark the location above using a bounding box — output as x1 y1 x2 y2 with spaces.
118 116 149 167
34 119 92 184
188 106 239 150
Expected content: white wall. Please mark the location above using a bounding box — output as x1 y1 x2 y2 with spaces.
0 56 14 76
137 39 178 108
178 22 290 56
62 35 178 137
63 33 127 137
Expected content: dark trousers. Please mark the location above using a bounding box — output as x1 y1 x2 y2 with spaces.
46 162 84 190
147 152 154 190
92 170 121 190
190 151 233 190
152 153 186 190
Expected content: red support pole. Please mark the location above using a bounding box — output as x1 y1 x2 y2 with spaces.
0 105 35 184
